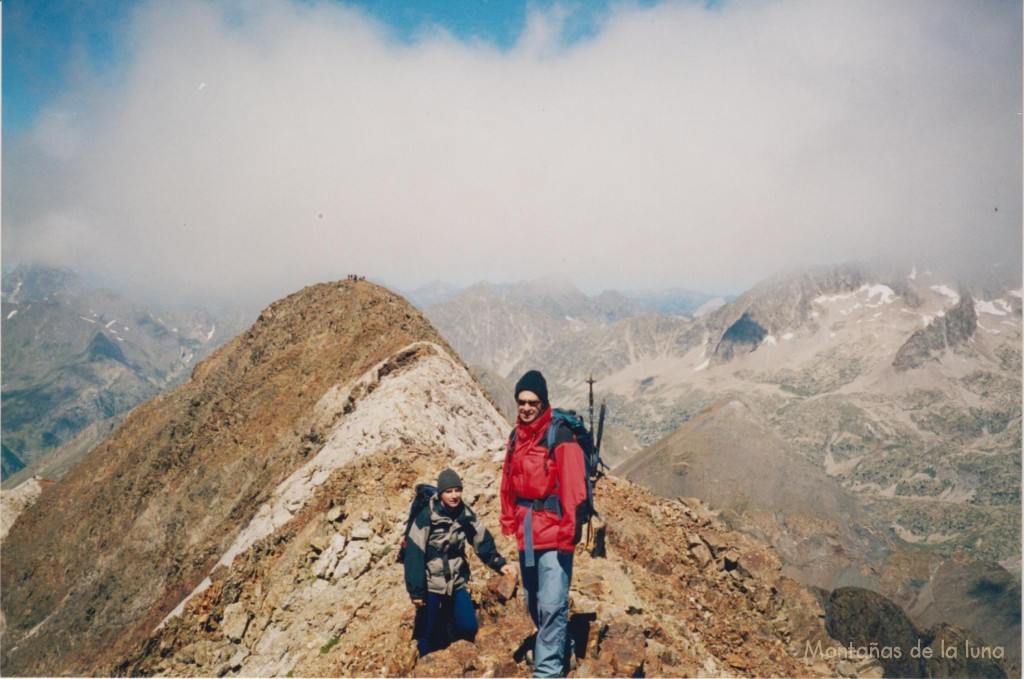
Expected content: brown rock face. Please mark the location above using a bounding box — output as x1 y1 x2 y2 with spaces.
0 280 452 676
826 586 1011 679
826 586 925 677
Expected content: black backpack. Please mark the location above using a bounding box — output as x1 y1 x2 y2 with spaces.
396 483 437 564
547 408 607 483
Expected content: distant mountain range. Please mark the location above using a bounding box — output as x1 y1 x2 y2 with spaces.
0 267 722 485
0 264 254 484
423 263 1022 660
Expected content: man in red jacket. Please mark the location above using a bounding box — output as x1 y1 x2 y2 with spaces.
500 370 588 677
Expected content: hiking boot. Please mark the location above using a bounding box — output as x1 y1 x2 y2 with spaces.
525 649 534 667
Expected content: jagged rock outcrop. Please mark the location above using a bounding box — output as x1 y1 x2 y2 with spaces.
893 292 978 370
713 313 769 362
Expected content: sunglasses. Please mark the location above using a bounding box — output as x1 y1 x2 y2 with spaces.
516 398 542 408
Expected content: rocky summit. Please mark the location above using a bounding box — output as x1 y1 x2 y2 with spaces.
0 278 908 678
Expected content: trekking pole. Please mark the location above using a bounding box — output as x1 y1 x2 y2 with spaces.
586 373 595 435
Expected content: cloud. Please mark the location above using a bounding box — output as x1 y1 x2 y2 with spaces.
4 0 1021 307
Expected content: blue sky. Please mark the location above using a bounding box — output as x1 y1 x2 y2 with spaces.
5 0 132 134
3 1 1020 306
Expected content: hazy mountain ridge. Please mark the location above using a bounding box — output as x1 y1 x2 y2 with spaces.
424 275 722 378
0 264 253 483
399 279 465 308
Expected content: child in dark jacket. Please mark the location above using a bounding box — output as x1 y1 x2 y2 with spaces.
404 468 516 656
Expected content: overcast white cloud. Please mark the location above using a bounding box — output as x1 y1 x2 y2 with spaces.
4 0 1021 307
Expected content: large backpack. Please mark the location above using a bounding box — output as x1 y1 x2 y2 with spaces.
506 407 608 546
396 483 437 564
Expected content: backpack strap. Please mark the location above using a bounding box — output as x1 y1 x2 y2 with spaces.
544 418 576 458
516 496 561 568
504 429 517 475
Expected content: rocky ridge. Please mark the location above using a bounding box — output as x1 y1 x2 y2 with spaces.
123 455 869 679
1 280 458 675
3 279 882 678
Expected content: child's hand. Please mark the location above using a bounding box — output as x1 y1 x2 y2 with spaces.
500 564 518 580
412 598 425 607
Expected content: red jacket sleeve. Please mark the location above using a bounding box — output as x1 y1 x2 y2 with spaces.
554 438 589 552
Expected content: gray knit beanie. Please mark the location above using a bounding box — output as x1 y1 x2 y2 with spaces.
437 468 462 492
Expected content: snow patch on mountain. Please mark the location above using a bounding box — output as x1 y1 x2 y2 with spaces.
814 285 894 314
863 285 896 306
930 285 960 304
976 299 1013 316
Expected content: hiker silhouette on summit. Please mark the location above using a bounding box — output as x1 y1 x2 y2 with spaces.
403 468 516 657
501 370 588 677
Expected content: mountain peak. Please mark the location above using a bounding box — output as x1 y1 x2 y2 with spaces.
1 262 82 303
0 278 473 676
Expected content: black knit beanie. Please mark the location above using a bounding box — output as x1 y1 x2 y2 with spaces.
437 468 462 492
514 369 548 407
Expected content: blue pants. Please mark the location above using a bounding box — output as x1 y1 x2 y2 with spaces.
520 549 574 678
415 589 478 657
